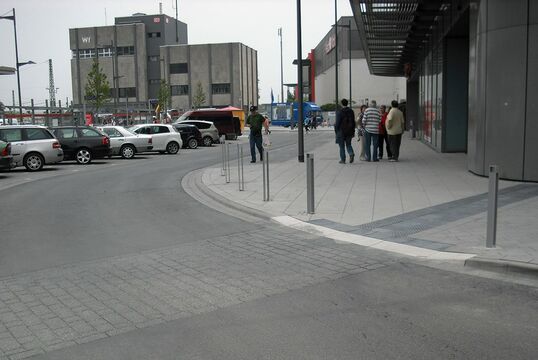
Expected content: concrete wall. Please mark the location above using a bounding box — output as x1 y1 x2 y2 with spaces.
468 0 537 181
163 43 257 111
315 59 406 107
70 23 147 106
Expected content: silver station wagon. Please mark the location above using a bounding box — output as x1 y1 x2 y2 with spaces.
97 126 153 159
0 125 63 171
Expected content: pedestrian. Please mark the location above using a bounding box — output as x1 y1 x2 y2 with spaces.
386 100 405 162
246 105 264 163
357 105 366 160
334 98 356 164
378 105 392 160
363 100 381 162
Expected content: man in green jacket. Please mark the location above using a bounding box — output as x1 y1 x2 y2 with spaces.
246 105 265 163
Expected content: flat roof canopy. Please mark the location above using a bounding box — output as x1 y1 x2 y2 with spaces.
350 0 449 76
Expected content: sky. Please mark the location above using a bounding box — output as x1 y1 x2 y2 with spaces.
0 0 353 108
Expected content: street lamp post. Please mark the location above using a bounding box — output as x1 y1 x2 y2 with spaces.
334 0 338 111
334 22 352 106
296 0 304 163
1 8 34 116
278 27 284 103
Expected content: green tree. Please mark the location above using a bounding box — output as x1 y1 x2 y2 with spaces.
286 89 295 103
84 59 110 114
192 81 206 109
320 103 337 111
158 80 171 113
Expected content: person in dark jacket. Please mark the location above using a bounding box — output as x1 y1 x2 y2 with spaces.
246 105 264 163
334 99 356 164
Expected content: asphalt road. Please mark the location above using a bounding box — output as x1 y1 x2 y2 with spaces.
1 130 537 359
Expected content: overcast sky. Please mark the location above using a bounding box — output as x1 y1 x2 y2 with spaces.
0 0 353 107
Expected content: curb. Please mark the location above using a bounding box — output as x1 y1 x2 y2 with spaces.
464 257 538 278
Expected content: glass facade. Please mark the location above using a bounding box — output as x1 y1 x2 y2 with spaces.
418 42 444 151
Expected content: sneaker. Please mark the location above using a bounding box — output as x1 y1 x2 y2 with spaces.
339 160 345 164
373 159 379 162
349 154 355 163
250 160 256 163
389 159 396 162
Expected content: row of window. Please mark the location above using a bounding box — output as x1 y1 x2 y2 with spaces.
168 83 231 96
73 46 135 59
84 87 137 100
0 128 53 142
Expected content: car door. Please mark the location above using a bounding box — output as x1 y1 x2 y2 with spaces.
151 125 169 150
53 128 78 159
102 128 124 154
0 128 24 166
134 126 162 150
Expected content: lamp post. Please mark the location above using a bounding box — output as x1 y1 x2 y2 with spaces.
278 27 284 103
334 22 352 107
1 8 35 116
296 0 304 163
334 0 338 111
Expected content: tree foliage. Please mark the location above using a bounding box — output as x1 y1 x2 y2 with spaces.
192 82 206 109
84 59 110 114
158 80 171 112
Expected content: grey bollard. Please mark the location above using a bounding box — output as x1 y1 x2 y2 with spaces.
237 144 244 191
486 165 499 248
306 153 315 214
263 149 269 201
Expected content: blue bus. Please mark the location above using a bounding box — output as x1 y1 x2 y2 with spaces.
270 102 323 128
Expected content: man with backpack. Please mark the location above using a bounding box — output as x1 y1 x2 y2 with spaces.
334 98 356 164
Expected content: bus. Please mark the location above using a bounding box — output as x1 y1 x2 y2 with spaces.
270 102 323 128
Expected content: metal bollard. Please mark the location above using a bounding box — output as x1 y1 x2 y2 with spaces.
306 153 315 214
220 139 226 176
486 165 499 248
237 144 244 191
262 149 269 201
225 142 231 183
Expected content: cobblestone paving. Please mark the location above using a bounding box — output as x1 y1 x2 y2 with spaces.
0 227 396 359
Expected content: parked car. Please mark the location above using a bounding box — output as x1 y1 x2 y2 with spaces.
50 126 110 164
127 124 182 154
97 126 153 159
0 125 63 171
172 124 202 149
174 120 219 146
0 140 13 170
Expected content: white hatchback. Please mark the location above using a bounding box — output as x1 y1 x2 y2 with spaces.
128 124 183 154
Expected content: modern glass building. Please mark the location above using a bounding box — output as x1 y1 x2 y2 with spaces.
350 0 537 181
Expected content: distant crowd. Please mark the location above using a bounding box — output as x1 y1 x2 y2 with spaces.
334 99 405 164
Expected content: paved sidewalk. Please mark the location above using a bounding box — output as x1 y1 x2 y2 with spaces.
202 131 538 269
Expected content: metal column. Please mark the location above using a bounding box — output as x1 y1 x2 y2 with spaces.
486 165 499 248
306 153 315 214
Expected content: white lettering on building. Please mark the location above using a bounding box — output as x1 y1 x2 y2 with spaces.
82 36 91 44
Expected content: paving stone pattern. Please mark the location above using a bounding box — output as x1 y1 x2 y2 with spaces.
309 184 538 251
0 227 395 359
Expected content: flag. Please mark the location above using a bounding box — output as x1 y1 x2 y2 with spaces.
271 89 274 104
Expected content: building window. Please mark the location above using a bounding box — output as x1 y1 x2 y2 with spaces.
113 87 136 98
116 46 134 56
212 83 231 95
147 32 161 38
149 79 161 85
78 49 95 59
72 50 77 59
97 47 113 57
148 55 159 62
170 85 189 96
169 63 188 74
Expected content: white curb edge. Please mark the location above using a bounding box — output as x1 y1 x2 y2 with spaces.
272 215 476 261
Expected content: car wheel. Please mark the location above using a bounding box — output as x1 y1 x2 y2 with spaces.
24 152 44 171
76 148 92 164
166 141 179 154
202 136 213 147
120 144 136 159
188 138 198 149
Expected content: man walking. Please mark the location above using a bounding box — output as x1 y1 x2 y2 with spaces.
246 105 264 163
363 100 381 162
386 100 405 162
334 99 356 164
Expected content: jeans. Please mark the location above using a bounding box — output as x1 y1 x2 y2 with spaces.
387 133 402 160
249 134 263 162
364 131 379 161
338 136 354 162
378 133 392 159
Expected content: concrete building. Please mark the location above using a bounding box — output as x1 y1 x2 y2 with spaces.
313 16 406 107
70 13 188 109
349 0 538 181
160 43 258 111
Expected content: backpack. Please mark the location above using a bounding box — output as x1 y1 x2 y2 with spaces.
340 108 355 137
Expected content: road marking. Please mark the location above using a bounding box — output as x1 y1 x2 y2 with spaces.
272 215 475 261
